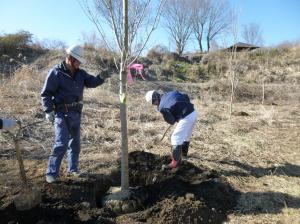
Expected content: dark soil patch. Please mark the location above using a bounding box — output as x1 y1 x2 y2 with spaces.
233 111 250 116
0 151 240 224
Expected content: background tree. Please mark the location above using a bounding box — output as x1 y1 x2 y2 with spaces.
220 9 239 117
206 0 232 52
162 0 193 55
190 0 210 52
242 22 264 46
79 0 165 192
80 0 164 63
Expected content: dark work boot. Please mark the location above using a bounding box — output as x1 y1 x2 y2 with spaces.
163 145 182 170
182 141 190 157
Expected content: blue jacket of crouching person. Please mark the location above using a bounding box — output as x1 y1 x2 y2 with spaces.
158 90 194 125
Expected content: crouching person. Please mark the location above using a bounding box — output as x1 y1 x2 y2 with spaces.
41 45 110 183
145 90 197 170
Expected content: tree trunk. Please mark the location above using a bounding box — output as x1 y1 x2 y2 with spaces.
229 70 234 117
262 78 265 105
198 35 203 52
198 28 204 52
199 42 203 52
176 41 182 55
206 35 210 52
120 0 129 191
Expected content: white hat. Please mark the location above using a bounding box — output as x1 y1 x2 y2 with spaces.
145 90 155 103
66 45 86 64
145 90 161 104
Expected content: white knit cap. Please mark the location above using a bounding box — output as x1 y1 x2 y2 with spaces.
66 45 86 64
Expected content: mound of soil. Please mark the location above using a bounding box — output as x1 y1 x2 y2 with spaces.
0 151 241 224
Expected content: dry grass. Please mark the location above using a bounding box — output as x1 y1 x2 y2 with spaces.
0 48 300 223
201 43 300 85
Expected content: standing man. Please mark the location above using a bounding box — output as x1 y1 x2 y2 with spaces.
41 45 109 183
145 90 197 169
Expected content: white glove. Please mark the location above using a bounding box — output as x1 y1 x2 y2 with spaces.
45 111 55 123
2 119 17 130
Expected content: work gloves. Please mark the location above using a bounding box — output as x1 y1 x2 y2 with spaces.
45 111 55 124
97 69 110 80
1 119 17 130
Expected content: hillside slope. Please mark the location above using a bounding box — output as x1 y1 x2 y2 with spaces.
0 46 299 223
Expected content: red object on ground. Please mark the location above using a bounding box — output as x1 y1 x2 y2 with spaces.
168 159 177 169
127 63 145 84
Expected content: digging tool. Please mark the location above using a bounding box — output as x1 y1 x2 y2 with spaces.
5 121 42 210
159 125 172 142
153 125 172 146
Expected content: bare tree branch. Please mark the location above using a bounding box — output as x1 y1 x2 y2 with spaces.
78 0 166 69
129 0 165 65
206 0 232 51
242 22 264 46
78 0 119 53
191 0 210 52
162 0 193 55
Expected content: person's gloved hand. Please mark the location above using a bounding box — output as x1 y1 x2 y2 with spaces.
97 69 110 80
45 111 55 124
2 119 17 130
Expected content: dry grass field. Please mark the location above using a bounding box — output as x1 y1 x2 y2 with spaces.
0 46 299 223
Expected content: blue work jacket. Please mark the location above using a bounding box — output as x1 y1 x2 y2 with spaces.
158 91 194 125
41 61 104 113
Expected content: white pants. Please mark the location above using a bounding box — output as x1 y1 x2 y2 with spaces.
171 111 197 145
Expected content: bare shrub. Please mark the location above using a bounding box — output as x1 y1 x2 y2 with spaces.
39 39 66 50
202 51 228 78
0 31 32 56
84 46 118 72
257 105 278 126
185 64 208 82
0 65 43 114
147 45 169 64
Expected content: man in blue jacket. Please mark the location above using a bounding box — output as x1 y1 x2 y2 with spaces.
145 90 197 169
41 45 109 183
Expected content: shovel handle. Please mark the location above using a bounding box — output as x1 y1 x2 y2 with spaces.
160 125 172 142
14 138 28 186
